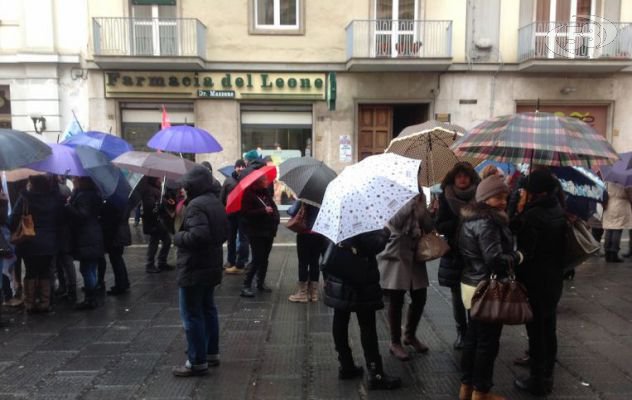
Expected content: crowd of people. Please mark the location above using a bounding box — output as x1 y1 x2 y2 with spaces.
1 152 627 399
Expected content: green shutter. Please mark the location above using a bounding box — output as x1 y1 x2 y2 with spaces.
132 0 176 5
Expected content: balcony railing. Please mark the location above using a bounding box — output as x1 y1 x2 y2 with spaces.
93 17 206 58
518 21 632 62
346 20 452 60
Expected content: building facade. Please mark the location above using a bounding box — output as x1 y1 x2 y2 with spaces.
40 0 632 170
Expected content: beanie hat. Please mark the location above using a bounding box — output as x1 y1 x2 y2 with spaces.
476 175 509 203
235 159 246 168
526 169 558 194
200 161 212 172
244 149 261 162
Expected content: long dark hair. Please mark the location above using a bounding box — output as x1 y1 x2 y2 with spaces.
29 175 52 193
440 162 480 190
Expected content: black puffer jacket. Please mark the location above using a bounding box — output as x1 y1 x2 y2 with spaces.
101 201 132 252
66 188 104 260
323 229 389 312
220 171 239 205
9 190 64 257
241 186 279 238
174 166 229 288
435 192 465 287
458 203 520 286
141 183 167 235
512 195 567 288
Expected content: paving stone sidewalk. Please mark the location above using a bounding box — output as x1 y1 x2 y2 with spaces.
0 226 631 399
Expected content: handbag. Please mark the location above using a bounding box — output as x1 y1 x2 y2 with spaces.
564 216 600 271
470 262 533 325
286 203 308 233
320 241 369 286
415 230 450 262
10 199 35 245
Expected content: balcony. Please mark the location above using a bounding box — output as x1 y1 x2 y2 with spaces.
92 17 206 70
518 21 632 72
345 20 452 71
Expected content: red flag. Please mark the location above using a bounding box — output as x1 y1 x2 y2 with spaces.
161 104 171 129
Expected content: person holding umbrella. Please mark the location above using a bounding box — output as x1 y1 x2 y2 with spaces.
220 159 249 275
142 177 173 273
602 181 632 263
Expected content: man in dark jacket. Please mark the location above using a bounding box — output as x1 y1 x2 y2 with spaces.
220 159 249 275
142 177 172 273
98 201 132 296
172 166 228 377
512 170 567 396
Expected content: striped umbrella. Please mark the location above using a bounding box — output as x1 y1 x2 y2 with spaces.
278 157 337 206
386 120 476 186
452 112 619 167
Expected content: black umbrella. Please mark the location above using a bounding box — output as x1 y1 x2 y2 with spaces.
75 145 131 208
0 129 52 170
278 157 337 206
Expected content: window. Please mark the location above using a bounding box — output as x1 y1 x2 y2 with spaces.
534 0 596 58
131 2 178 56
374 0 419 57
253 0 301 32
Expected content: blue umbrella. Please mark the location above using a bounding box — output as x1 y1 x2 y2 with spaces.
551 166 605 201
600 152 632 187
75 145 131 208
475 160 516 176
26 144 88 177
147 125 222 154
218 165 234 178
62 131 133 161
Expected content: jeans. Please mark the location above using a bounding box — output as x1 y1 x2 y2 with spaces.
79 259 98 299
134 205 142 224
604 229 623 253
296 233 324 282
243 236 274 288
451 286 468 332
386 288 427 343
227 215 249 268
332 309 380 366
146 230 172 268
461 315 503 393
98 248 130 289
179 285 219 367
24 256 53 280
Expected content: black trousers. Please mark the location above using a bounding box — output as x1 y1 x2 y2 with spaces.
296 233 324 282
451 286 468 332
332 308 380 366
24 256 53 280
461 315 503 393
98 247 130 289
526 281 563 381
243 236 274 288
386 288 427 343
146 230 172 268
227 215 249 268
591 228 604 243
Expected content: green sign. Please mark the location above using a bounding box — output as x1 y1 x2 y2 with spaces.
327 72 337 111
197 90 236 99
132 0 176 5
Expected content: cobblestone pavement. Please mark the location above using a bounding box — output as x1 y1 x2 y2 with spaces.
1 225 632 399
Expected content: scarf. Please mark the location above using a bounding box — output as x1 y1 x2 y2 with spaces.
444 184 476 216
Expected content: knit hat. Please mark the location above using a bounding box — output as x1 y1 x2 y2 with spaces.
476 175 509 202
526 169 558 194
235 159 246 168
244 149 261 162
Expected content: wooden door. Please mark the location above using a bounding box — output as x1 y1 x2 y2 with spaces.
358 105 392 161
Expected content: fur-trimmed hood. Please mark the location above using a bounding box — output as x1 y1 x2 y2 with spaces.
460 202 509 226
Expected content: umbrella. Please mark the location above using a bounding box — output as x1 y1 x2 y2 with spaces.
147 125 223 154
226 165 277 214
26 144 88 177
475 160 517 176
452 112 619 167
313 153 421 244
600 152 632 187
386 121 477 186
75 146 131 206
0 129 52 170
278 157 337 206
218 165 235 178
112 151 196 180
62 131 133 160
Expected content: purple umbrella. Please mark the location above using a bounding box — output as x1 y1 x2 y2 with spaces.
147 125 223 154
600 152 632 187
26 144 88 176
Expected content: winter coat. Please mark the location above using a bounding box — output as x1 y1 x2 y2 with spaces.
378 196 434 291
241 186 279 238
9 190 64 257
287 200 319 233
602 182 632 230
512 195 567 289
220 171 239 205
65 188 104 260
141 183 168 235
458 203 519 287
174 166 229 288
323 229 389 313
435 191 467 287
101 201 132 252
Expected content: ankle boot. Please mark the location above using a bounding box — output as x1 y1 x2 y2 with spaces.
459 384 473 400
337 352 363 380
514 376 550 396
36 279 52 313
309 281 319 302
388 342 410 361
23 279 36 312
366 357 401 390
471 390 506 400
403 305 429 353
288 282 309 303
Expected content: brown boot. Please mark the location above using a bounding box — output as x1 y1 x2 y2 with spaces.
459 384 473 400
36 279 52 313
288 282 309 303
471 390 506 400
403 300 429 353
23 279 36 312
388 342 410 361
309 281 319 302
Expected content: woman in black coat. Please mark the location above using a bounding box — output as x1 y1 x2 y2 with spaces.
512 170 567 396
9 175 64 313
322 229 401 390
98 200 132 296
435 162 480 349
65 177 104 310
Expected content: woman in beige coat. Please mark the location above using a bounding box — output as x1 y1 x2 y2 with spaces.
378 193 434 361
602 182 632 262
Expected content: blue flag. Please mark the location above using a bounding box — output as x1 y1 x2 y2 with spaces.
61 117 83 142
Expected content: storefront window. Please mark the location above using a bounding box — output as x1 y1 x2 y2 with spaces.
241 126 311 155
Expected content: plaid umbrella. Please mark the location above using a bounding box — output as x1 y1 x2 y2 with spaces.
386 120 476 186
452 112 619 168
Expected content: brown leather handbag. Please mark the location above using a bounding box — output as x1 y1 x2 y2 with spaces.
470 262 533 325
10 199 35 245
286 203 308 233
415 230 450 262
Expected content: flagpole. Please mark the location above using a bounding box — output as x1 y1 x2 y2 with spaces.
71 110 84 133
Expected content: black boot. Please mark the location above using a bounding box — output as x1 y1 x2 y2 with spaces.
240 286 255 298
453 327 466 350
514 376 550 396
337 352 363 380
74 290 97 310
608 252 624 263
366 357 401 390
